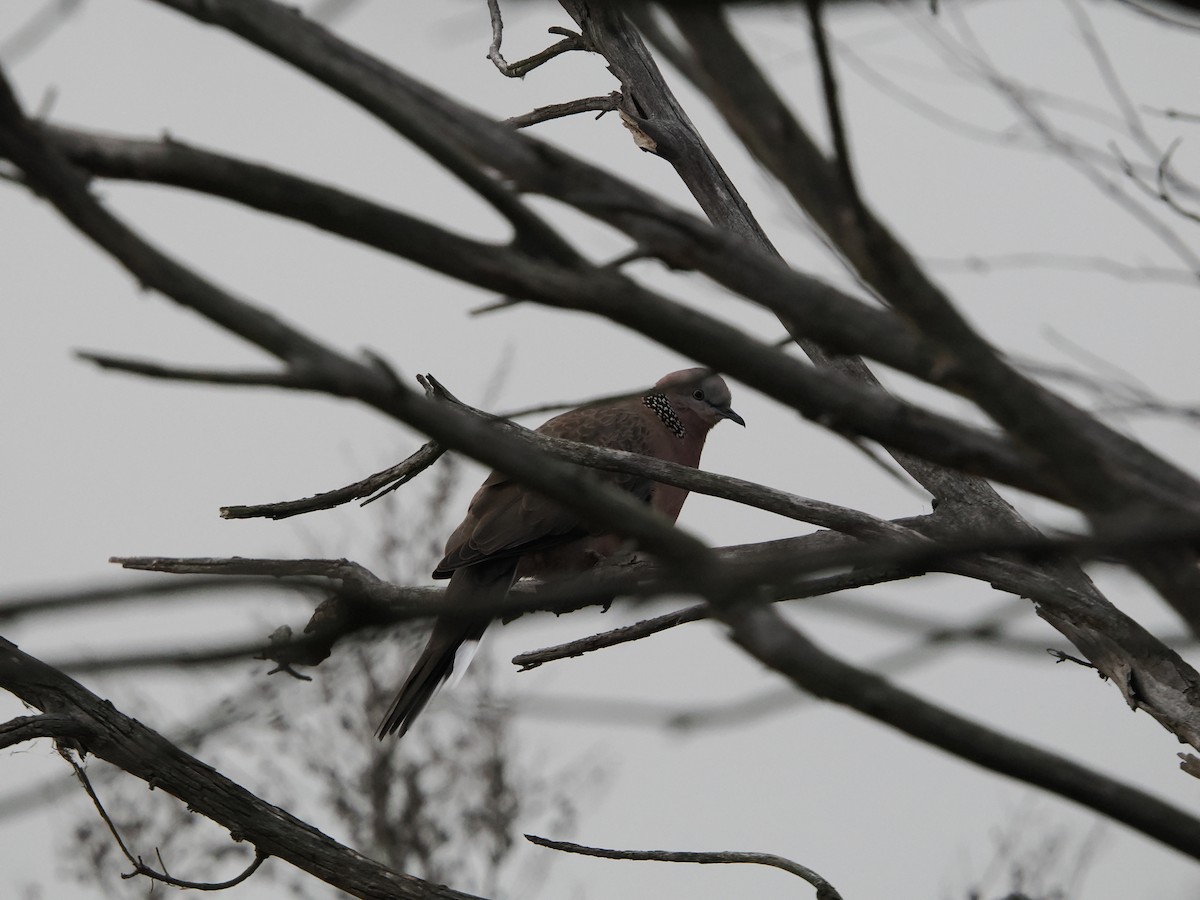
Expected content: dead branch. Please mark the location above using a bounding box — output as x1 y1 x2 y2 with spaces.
62 749 270 891
506 92 621 129
486 1 587 78
715 600 1200 855
526 834 844 900
221 442 445 520
0 637 485 899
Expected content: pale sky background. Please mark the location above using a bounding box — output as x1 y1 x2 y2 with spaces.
1 1 1199 898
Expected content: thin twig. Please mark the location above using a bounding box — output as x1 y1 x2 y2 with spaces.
920 14 1200 274
1114 139 1200 225
486 0 585 78
924 251 1197 285
61 748 270 891
221 441 445 519
125 850 267 891
533 604 1039 737
1048 648 1101 671
1143 106 1200 124
112 555 381 583
468 294 523 315
506 92 621 129
76 351 318 389
526 834 844 900
1155 139 1200 224
512 566 916 669
0 575 317 621
1065 0 1159 163
807 0 863 219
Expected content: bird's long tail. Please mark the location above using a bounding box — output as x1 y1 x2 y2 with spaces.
376 559 517 739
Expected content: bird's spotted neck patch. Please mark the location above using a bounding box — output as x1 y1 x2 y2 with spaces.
644 390 685 438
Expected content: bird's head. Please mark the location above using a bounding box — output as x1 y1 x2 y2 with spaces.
655 368 746 430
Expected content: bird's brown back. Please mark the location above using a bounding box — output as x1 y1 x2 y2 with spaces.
433 398 672 578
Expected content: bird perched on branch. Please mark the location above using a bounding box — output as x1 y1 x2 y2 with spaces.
377 368 744 739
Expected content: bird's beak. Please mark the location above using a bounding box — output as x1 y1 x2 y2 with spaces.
717 406 746 427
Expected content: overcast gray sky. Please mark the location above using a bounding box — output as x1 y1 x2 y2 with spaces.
2 1 1199 898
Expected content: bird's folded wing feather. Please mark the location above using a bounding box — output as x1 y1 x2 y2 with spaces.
433 404 657 577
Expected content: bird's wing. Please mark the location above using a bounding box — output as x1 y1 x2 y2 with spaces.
433 403 657 577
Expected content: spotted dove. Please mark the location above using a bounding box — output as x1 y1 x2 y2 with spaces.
377 369 744 739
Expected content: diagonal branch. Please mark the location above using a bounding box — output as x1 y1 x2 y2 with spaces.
657 9 1200 512
105 509 1200 757
806 0 864 220
0 575 315 621
626 4 1200 708
28 124 1062 498
221 380 919 535
511 565 917 670
77 350 317 389
0 638 485 900
715 600 1200 856
62 748 270 892
0 74 722 584
221 442 445 520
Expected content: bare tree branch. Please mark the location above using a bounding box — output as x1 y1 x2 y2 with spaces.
107 492 1200 752
806 0 864 220
0 77 740 586
1117 138 1200 225
637 6 1200 708
62 749 270 891
658 9 1200 513
526 834 844 900
0 574 315 621
486 2 587 78
505 92 621 129
24 122 1067 498
33 123 1069 499
221 442 445 520
0 713 85 750
512 565 918 669
6 2 1200 895
715 601 1200 855
0 637 486 900
77 350 321 389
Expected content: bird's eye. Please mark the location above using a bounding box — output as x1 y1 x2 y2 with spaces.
692 389 705 400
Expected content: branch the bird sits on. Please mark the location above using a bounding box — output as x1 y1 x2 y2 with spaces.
377 368 744 738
